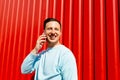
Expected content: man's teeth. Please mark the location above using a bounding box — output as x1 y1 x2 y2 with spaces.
54 34 57 36
49 34 57 37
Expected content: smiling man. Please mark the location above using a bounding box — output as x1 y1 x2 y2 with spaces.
21 18 78 80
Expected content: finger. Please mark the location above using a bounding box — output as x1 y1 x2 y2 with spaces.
38 37 47 41
40 40 46 45
40 39 46 43
37 39 46 44
42 32 46 35
38 35 47 40
37 35 46 39
40 33 47 37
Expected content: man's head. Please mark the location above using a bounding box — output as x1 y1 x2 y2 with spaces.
44 18 61 30
44 18 62 47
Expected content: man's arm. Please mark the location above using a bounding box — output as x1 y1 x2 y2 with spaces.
21 33 46 74
61 51 78 80
21 49 38 74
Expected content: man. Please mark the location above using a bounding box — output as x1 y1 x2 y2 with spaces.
21 18 78 80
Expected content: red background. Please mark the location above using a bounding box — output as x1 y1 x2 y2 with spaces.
0 0 119 80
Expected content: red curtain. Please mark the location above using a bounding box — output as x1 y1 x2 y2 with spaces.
0 0 119 80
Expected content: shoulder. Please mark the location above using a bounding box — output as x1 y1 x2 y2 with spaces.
58 45 76 61
58 45 72 52
59 45 73 55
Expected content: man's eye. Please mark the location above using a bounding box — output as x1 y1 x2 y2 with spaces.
55 28 59 31
47 28 52 30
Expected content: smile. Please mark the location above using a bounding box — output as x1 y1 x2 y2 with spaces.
48 33 57 40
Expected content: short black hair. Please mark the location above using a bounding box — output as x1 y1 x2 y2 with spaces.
44 18 61 29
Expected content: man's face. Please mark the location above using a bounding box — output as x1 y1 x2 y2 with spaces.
44 21 61 44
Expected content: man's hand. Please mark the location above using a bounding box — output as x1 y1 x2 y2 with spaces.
32 33 47 54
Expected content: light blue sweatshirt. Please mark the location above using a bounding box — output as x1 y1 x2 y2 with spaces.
21 45 78 80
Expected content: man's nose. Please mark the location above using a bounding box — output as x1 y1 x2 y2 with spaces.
51 29 56 33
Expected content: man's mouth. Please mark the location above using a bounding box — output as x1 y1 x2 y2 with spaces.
48 33 57 40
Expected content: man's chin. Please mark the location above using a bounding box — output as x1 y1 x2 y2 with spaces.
47 40 58 44
48 41 57 43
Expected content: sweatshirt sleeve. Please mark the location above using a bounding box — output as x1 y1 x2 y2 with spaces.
61 51 78 80
21 53 39 74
